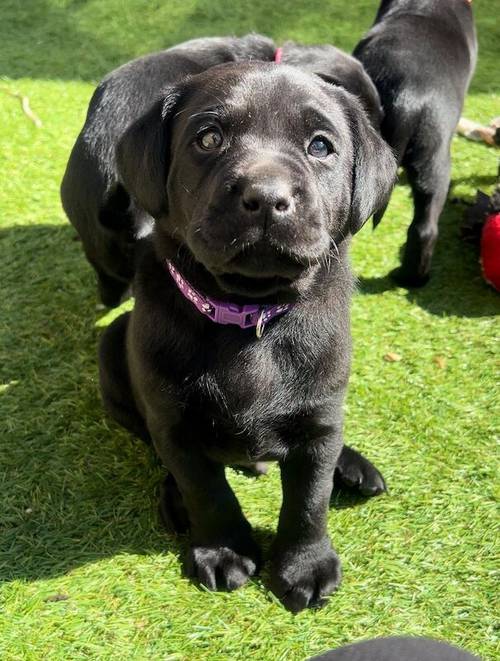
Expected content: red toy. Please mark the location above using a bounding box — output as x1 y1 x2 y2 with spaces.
461 186 500 292
481 210 500 290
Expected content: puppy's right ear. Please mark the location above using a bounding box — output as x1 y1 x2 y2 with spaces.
333 88 397 235
116 87 183 219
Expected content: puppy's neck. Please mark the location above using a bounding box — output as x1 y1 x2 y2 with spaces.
152 228 353 308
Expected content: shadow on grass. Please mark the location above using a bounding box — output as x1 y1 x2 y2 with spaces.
0 0 372 81
330 486 373 511
0 223 180 582
357 198 500 318
1 0 497 98
0 0 129 80
451 172 499 191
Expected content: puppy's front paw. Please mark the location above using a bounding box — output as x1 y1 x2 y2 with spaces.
270 538 341 613
186 538 260 592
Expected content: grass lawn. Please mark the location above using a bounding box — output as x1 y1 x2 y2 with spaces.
1 1 499 659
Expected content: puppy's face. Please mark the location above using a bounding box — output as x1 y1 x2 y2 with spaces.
119 63 396 299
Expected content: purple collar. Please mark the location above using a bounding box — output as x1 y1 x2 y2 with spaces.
165 260 294 337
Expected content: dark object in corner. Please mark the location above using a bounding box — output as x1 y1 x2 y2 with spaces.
309 636 480 661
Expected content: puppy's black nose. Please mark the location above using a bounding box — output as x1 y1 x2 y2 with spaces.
241 179 294 216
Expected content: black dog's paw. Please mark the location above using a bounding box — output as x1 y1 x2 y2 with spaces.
390 266 430 288
335 446 386 497
270 538 341 613
186 538 260 592
159 473 190 534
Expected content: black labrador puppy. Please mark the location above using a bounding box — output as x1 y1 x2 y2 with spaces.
354 0 477 286
98 61 396 612
61 34 382 306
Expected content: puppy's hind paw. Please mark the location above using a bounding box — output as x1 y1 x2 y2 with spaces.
335 446 386 497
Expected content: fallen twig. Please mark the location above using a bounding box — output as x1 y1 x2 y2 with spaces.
1 87 43 127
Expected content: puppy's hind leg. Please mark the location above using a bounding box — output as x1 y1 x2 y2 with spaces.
334 445 386 497
98 312 150 442
159 472 190 534
99 314 191 535
392 143 451 287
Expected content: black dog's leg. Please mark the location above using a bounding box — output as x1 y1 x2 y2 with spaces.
334 445 386 496
150 426 261 592
159 472 190 534
99 313 150 441
392 148 451 287
270 435 342 612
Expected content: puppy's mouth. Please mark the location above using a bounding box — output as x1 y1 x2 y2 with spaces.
212 244 308 298
215 272 293 297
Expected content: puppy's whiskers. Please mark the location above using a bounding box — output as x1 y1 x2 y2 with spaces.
330 237 340 261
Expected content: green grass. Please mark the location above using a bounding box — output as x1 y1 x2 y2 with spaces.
1 1 499 659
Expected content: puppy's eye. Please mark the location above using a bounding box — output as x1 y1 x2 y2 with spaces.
197 128 223 151
307 136 333 159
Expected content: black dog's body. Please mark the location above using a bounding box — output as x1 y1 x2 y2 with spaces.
97 61 396 611
354 0 477 286
61 34 382 306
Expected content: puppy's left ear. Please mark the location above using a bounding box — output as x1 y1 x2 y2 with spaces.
340 91 397 234
116 86 183 219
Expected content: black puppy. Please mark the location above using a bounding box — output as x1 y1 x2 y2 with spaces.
98 61 396 612
354 0 477 286
61 34 382 306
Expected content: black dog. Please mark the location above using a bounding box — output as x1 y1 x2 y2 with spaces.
61 34 382 306
98 61 396 612
354 0 477 286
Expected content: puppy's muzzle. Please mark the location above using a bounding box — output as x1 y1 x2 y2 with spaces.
188 156 327 297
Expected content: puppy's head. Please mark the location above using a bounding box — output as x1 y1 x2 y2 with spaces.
118 63 396 299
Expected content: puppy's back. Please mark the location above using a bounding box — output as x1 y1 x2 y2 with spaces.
353 0 476 158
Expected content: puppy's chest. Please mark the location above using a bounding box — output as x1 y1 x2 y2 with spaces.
183 345 326 461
